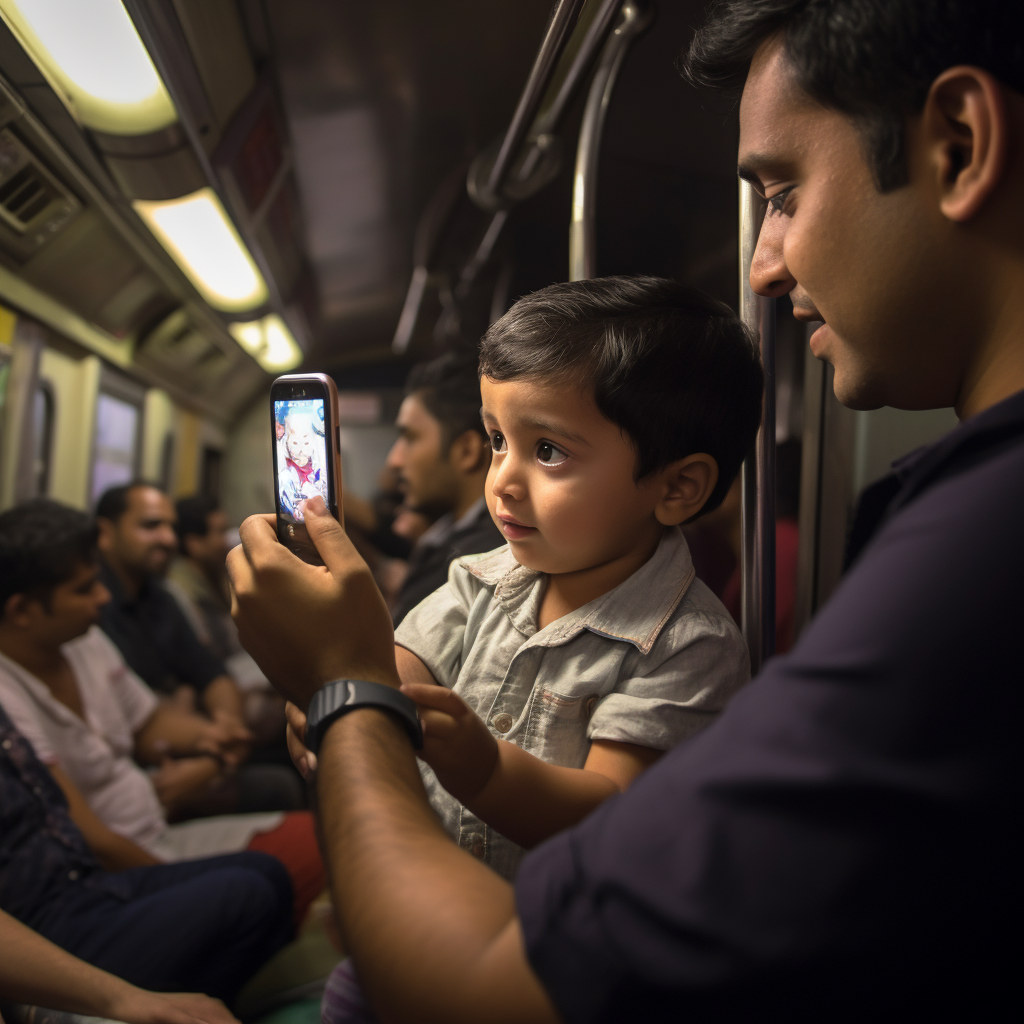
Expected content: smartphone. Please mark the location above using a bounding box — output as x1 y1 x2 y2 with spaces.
270 373 343 564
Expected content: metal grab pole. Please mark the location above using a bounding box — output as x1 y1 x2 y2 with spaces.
569 1 651 281
739 180 777 673
480 0 588 208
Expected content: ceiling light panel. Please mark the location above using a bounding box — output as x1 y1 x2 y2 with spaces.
229 314 302 373
134 187 268 312
0 0 177 135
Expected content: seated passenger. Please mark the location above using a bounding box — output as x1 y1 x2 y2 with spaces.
0 499 324 927
0 704 292 1004
311 275 763 1022
0 906 237 1024
94 482 303 812
166 496 285 743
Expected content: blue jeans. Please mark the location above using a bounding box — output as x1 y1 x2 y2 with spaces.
33 851 293 1002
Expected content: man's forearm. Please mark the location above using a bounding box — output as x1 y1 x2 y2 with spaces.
203 675 244 720
316 709 558 1024
0 908 137 1016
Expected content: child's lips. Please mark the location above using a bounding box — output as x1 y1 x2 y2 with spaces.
497 514 536 540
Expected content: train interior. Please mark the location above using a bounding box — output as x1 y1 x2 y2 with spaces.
0 1 965 1021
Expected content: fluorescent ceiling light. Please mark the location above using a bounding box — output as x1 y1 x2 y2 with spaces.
135 188 268 313
229 314 302 373
0 0 177 135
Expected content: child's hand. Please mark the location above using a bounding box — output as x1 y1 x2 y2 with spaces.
400 682 499 802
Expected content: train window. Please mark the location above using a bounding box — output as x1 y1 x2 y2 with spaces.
200 445 222 502
91 391 142 503
30 379 54 497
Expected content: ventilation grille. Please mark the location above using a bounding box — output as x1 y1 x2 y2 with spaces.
0 128 79 259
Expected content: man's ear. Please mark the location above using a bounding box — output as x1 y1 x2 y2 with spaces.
3 592 35 628
653 454 719 527
448 430 490 475
95 516 115 554
923 66 1008 222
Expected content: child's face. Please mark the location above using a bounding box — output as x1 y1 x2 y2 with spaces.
285 424 313 465
481 376 668 579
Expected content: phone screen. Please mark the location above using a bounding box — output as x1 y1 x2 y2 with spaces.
274 396 329 522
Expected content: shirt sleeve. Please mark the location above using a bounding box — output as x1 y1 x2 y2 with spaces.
393 559 481 688
0 678 58 765
85 627 159 732
587 603 750 751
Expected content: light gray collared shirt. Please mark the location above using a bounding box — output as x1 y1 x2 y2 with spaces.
395 526 750 880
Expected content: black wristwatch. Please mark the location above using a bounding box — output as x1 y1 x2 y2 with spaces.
305 680 423 754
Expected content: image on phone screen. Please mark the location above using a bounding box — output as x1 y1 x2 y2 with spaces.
274 397 329 522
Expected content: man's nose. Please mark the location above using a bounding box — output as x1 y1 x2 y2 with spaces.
385 439 403 469
749 210 796 298
158 524 177 548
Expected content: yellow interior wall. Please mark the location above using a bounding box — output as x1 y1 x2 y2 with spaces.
39 347 101 509
174 409 202 497
0 304 16 346
141 388 178 485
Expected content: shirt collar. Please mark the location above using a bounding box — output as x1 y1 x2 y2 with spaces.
417 496 489 550
463 527 695 655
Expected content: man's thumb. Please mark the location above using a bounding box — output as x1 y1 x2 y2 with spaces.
303 495 359 573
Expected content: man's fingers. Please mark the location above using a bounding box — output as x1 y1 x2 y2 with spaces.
303 496 365 576
284 700 308 741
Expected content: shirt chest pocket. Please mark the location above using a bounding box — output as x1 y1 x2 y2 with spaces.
521 686 599 770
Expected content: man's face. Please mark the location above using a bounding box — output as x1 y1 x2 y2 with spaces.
386 392 460 517
480 376 666 576
186 510 231 572
22 560 111 648
739 39 972 411
101 486 178 578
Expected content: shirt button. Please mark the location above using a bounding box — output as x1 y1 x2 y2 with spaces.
2 739 11 749
33 786 43 796
491 713 513 733
68 870 79 881
465 833 485 858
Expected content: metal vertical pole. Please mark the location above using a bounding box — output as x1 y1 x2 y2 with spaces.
739 180 776 672
0 317 44 511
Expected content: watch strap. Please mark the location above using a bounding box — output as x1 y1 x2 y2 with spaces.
306 680 423 753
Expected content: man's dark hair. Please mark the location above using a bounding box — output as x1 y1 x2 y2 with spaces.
175 495 219 550
680 0 1024 191
95 480 162 523
406 351 487 450
478 276 763 517
0 499 98 612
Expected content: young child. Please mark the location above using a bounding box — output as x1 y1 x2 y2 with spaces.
278 407 327 520
318 275 764 1023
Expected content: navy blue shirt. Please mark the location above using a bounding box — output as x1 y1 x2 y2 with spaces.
99 560 226 696
0 705 128 930
516 389 1024 1021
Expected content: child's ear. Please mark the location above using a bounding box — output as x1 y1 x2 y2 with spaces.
3 592 35 629
654 454 718 526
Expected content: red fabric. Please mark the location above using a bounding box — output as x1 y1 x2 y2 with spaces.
287 457 316 486
247 810 325 929
721 517 800 655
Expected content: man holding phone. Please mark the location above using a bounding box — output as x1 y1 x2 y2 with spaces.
229 0 1024 1019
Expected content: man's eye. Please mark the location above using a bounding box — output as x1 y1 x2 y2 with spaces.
767 186 794 215
536 442 568 466
489 431 507 453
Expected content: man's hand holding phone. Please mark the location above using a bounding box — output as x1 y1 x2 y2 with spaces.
227 495 399 712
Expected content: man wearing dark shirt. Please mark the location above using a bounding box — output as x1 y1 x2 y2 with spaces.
357 352 504 625
226 1 1024 1020
0 705 292 1002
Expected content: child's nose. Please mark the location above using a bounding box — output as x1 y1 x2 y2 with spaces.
490 452 525 499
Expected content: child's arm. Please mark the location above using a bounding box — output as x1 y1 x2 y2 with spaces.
404 681 662 849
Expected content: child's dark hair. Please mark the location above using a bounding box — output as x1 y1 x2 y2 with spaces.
0 498 98 612
478 276 763 517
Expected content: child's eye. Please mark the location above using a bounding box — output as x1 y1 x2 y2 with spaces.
489 431 507 453
536 441 568 466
